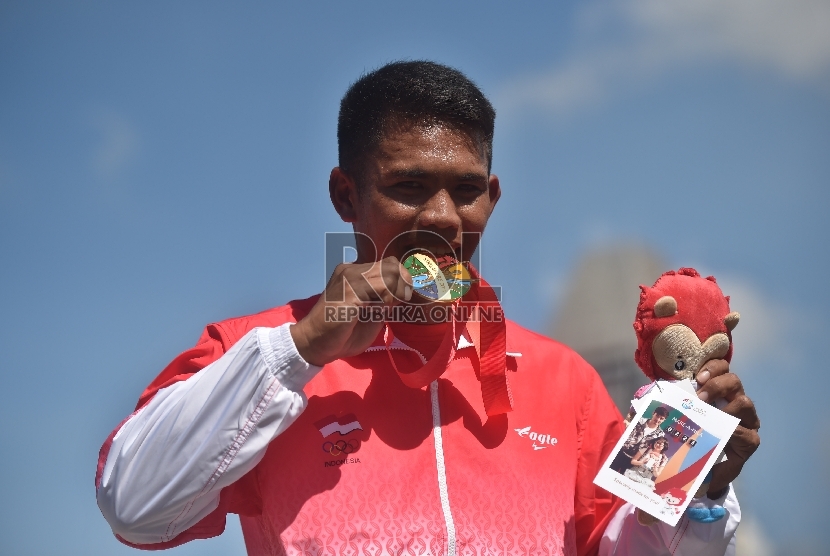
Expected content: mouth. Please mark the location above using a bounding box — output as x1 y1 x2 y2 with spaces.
395 230 474 261
401 238 465 261
401 243 463 262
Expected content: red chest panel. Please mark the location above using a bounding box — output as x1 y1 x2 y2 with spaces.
241 348 583 556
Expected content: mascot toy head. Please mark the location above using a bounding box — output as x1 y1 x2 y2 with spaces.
634 268 740 382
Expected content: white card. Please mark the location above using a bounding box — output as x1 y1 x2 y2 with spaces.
593 381 740 526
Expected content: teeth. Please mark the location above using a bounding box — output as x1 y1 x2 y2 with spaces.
405 245 460 260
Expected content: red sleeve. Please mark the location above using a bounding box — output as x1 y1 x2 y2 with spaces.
132 296 319 411
573 362 627 556
134 323 233 411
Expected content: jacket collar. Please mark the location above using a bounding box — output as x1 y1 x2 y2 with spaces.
364 322 522 358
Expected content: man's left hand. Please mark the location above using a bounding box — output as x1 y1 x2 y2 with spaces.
695 360 761 495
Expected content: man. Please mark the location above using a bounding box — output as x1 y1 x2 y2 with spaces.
96 61 760 555
609 407 669 474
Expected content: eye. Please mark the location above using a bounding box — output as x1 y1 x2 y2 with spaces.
674 360 686 371
453 184 485 200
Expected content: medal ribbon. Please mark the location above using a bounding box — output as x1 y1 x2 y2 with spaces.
383 263 513 416
466 265 513 416
383 310 457 389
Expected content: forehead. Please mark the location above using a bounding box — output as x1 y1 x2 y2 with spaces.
371 124 488 173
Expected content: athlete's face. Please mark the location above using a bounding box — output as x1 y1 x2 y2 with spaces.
330 124 501 264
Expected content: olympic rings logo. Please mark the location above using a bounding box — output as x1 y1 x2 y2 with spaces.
322 439 360 456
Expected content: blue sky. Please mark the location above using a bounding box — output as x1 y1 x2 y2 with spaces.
1 2 828 554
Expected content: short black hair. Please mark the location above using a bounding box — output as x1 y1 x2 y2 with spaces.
654 407 670 417
338 60 496 184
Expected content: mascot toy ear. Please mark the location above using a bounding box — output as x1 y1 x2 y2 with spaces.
654 296 677 318
724 312 740 331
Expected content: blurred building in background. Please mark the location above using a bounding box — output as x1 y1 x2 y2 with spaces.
547 244 666 414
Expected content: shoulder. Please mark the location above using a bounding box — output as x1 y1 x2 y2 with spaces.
206 294 320 349
505 318 576 356
505 318 601 383
504 318 619 422
134 295 321 410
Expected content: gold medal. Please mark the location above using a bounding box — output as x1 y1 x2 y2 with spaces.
403 252 474 302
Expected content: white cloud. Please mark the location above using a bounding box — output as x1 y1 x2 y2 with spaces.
708 275 798 372
90 109 139 183
734 515 776 556
535 266 567 317
499 0 830 116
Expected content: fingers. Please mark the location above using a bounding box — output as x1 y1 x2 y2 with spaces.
708 452 744 494
697 359 744 402
695 359 729 387
329 258 412 305
694 359 761 491
721 394 761 430
377 257 412 304
298 258 418 366
696 364 761 430
397 261 414 301
708 426 761 492
695 362 761 492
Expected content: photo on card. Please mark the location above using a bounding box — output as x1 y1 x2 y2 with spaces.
594 382 739 526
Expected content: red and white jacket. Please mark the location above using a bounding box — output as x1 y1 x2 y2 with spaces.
96 296 739 555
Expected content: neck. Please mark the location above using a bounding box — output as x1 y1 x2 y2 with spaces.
389 319 451 360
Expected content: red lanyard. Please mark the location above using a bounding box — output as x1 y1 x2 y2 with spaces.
383 265 513 416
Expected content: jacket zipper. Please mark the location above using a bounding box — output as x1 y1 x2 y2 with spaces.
364 343 457 554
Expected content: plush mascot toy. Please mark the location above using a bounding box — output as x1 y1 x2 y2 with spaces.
629 268 739 526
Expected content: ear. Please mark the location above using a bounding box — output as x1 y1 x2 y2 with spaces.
329 167 359 223
654 296 678 318
487 173 501 213
724 311 740 331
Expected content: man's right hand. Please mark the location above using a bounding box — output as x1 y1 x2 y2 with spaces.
290 257 413 367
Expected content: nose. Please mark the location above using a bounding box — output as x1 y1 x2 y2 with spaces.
418 189 461 231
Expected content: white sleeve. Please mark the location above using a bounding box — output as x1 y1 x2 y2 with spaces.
96 324 322 545
599 487 740 556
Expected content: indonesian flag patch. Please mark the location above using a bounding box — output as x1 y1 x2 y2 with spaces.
314 414 363 438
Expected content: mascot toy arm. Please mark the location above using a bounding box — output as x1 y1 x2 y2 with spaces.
629 268 739 526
